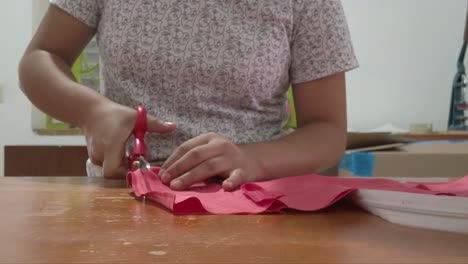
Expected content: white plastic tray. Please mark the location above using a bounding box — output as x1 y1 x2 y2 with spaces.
349 188 468 234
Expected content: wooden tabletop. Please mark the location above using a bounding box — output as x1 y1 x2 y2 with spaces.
1 177 467 264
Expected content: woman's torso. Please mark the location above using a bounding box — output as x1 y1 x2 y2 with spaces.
97 0 293 161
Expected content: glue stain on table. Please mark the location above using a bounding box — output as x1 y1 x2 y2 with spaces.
148 250 167 256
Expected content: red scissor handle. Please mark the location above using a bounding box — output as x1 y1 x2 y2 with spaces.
128 106 147 170
133 106 147 156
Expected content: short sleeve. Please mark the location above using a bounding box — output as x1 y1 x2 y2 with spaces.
290 0 358 84
50 0 102 29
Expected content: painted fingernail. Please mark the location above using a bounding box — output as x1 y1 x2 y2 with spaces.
170 180 183 190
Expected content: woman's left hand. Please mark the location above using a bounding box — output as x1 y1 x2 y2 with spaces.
159 133 265 191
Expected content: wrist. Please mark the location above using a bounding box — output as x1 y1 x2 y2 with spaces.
79 96 108 129
239 138 322 180
80 99 134 132
239 143 271 181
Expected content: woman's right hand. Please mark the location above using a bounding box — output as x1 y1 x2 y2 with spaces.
83 102 176 179
17 5 176 178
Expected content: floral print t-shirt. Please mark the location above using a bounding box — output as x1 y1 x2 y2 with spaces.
52 0 358 162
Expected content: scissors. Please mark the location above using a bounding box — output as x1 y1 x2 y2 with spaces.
126 106 152 203
127 106 151 174
87 106 152 182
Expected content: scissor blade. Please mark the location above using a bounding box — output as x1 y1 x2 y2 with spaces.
137 156 151 173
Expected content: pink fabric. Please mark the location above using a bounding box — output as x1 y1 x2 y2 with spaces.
127 167 468 215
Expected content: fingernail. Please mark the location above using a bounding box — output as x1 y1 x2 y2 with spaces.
161 171 171 183
164 122 175 126
170 179 183 190
223 181 234 190
158 168 165 179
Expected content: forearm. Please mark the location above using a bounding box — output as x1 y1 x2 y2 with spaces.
242 122 346 179
18 49 109 127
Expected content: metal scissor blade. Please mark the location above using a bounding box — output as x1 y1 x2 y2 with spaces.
137 156 151 173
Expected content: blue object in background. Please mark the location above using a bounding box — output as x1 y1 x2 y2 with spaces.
339 152 376 177
408 140 468 145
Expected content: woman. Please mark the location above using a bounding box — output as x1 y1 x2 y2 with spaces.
19 0 358 191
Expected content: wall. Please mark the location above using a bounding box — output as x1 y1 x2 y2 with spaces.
0 0 466 175
343 0 467 131
0 1 85 176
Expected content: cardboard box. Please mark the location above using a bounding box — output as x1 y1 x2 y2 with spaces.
346 132 408 149
339 142 468 178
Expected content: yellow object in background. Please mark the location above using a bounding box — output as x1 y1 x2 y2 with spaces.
284 85 297 130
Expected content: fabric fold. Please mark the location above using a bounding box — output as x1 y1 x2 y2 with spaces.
127 167 468 215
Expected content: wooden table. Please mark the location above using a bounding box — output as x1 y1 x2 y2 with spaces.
1 177 467 264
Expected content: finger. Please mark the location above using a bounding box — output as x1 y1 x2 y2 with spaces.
88 142 104 166
86 159 104 177
86 135 103 166
146 114 176 133
170 157 230 190
89 153 103 167
160 143 223 184
161 133 214 171
104 164 127 179
223 169 247 191
102 142 127 179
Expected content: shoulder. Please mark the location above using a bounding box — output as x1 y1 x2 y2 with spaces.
50 0 104 29
292 0 347 21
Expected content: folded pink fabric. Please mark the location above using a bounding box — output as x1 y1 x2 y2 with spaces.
127 167 468 215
